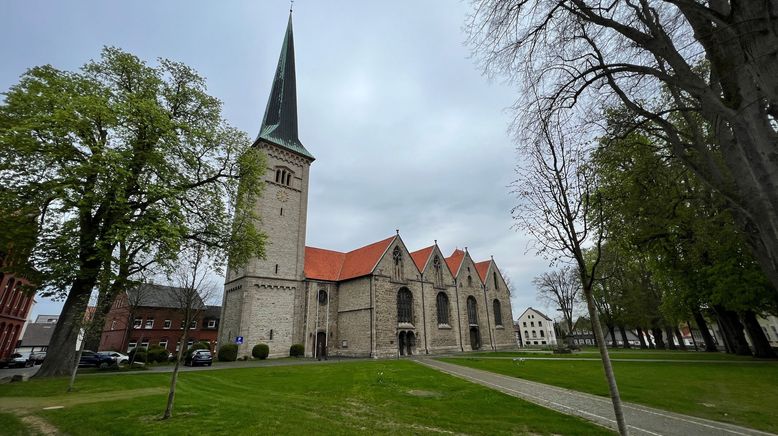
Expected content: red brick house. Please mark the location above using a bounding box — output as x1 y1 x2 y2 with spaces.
99 284 220 354
0 256 36 360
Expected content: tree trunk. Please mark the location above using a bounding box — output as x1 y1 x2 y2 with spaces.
664 327 677 350
714 305 752 356
636 327 648 349
618 324 631 349
35 282 94 378
68 342 85 392
673 326 687 351
608 324 618 348
692 308 719 352
583 287 628 436
742 310 776 358
163 329 189 419
652 327 666 349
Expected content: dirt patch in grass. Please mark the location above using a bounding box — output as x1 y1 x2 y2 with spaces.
0 387 165 412
20 415 59 435
406 389 441 397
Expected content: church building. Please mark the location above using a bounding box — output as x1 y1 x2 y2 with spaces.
218 14 516 358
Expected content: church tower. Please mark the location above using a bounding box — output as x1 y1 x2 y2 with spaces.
219 13 314 357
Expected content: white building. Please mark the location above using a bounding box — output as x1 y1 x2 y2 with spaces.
517 308 557 346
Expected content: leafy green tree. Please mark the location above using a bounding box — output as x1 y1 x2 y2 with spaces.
0 47 266 377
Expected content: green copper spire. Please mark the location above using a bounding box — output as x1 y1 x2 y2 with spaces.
258 13 314 160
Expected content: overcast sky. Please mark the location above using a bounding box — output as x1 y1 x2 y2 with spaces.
1 1 557 322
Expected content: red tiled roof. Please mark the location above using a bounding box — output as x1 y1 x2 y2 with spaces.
410 245 434 271
304 236 395 282
445 249 465 277
304 246 346 281
475 260 491 282
339 236 395 281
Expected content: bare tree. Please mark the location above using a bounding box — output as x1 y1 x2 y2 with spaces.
533 266 580 345
512 114 628 435
162 244 216 420
468 0 778 298
125 281 156 366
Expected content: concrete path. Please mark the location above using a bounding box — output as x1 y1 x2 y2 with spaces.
418 359 774 436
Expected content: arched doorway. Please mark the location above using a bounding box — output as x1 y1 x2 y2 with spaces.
406 332 415 356
469 327 481 350
315 332 327 360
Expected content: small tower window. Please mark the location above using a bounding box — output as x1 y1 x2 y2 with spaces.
275 169 281 183
275 264 279 274
286 172 291 186
493 271 499 289
318 290 328 305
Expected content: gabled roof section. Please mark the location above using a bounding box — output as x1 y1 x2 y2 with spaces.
304 236 395 282
304 246 346 281
474 260 491 282
445 249 465 277
339 236 395 281
519 307 552 321
257 13 314 160
410 245 435 271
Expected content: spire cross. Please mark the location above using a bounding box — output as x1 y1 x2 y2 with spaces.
290 0 294 13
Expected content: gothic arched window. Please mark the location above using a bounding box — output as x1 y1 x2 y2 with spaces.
467 296 478 325
436 292 449 325
493 299 503 326
286 172 291 186
467 275 473 287
318 290 328 305
433 255 443 287
392 246 403 280
493 271 499 289
397 288 413 323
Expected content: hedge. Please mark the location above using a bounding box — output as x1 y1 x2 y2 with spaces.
252 343 269 359
289 343 304 357
218 344 238 362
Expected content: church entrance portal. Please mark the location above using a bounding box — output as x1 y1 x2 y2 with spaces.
398 331 415 356
316 332 327 360
469 327 481 350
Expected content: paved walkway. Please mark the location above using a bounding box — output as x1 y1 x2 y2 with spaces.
418 359 774 436
451 356 777 364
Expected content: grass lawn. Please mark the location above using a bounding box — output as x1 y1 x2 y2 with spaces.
0 360 612 435
467 349 761 360
440 357 778 433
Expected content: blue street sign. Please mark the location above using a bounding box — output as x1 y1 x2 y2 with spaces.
235 336 244 345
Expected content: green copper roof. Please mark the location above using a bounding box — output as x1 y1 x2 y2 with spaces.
257 13 314 160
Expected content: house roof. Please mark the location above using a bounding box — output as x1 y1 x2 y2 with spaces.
20 322 56 347
126 283 205 310
445 249 465 276
475 260 491 282
204 305 221 319
304 236 395 282
410 245 435 271
518 307 553 321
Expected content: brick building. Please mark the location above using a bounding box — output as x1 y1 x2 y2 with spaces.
219 14 516 359
99 284 220 354
0 255 36 360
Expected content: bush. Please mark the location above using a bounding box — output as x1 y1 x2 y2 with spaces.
186 341 210 355
147 345 169 363
218 344 238 362
252 343 269 359
133 351 148 363
289 343 304 357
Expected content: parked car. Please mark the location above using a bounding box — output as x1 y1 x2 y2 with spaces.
78 350 116 368
184 349 213 367
29 351 46 365
0 353 33 368
97 351 129 365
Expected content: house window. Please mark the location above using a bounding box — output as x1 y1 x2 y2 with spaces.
523 321 527 327
140 339 149 349
540 330 545 337
144 319 154 329
493 299 502 326
532 330 537 338
164 319 171 329
159 339 168 350
436 292 449 325
187 339 194 347
175 341 181 352
110 320 116 330
397 288 413 323
531 321 534 327
190 321 197 329
538 321 542 327
180 320 185 329
466 296 478 325
128 341 137 352
133 318 142 329
541 341 546 345
208 319 216 328
524 330 529 337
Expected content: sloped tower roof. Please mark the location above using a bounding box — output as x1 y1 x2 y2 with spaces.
257 13 314 160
